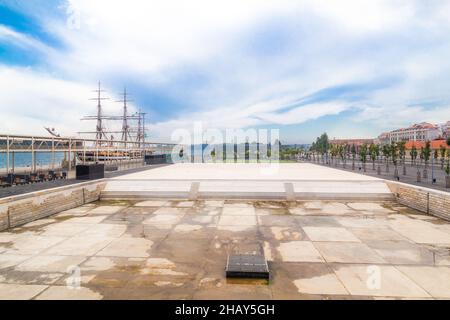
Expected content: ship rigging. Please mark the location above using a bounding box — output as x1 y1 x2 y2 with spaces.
77 82 149 162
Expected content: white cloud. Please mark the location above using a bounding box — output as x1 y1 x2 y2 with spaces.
0 24 52 53
1 0 450 142
301 0 416 33
0 65 135 137
257 102 350 125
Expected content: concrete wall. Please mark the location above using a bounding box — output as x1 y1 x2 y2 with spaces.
386 181 450 221
0 180 107 231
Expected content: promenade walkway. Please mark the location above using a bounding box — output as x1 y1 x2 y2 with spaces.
103 163 393 200
0 164 169 199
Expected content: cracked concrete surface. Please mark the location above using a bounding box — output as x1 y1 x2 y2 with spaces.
1 199 450 299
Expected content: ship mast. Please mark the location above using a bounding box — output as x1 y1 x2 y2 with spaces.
80 81 109 145
95 82 108 141
80 83 147 149
116 87 133 143
136 109 148 148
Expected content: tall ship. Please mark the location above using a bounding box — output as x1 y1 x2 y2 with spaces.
76 82 148 163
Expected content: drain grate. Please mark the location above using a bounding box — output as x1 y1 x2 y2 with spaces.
225 254 270 279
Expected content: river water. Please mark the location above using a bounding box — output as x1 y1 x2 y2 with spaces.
0 152 68 169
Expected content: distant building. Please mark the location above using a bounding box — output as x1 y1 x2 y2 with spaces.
330 138 374 146
386 122 441 143
441 121 450 139
376 132 390 145
404 139 450 150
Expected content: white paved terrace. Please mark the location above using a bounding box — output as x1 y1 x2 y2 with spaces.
103 163 393 200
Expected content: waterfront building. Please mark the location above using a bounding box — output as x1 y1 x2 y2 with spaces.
442 121 450 139
386 122 441 143
376 132 390 145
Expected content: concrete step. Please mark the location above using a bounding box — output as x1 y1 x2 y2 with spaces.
100 179 394 201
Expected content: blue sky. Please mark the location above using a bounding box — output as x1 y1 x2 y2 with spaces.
1 0 450 143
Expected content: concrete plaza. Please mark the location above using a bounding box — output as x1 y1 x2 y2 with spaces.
111 163 382 181
1 198 450 299
103 163 393 200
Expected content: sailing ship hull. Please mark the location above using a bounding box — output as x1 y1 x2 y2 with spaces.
76 151 144 162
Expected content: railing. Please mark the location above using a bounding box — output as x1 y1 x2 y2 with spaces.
0 133 176 174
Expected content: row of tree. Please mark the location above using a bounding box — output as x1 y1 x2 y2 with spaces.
307 133 450 187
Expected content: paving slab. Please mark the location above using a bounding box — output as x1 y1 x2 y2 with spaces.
135 200 168 207
0 254 32 270
44 236 114 256
303 227 360 242
277 241 324 262
218 215 257 227
348 227 407 241
222 207 256 216
365 241 434 265
397 266 450 298
204 200 224 207
61 215 108 224
96 238 153 258
347 203 395 213
152 207 189 215
0 283 48 300
334 217 385 228
5 235 66 255
260 226 307 241
314 242 386 264
333 265 430 298
35 286 103 300
41 223 92 237
296 216 341 227
88 206 126 215
294 273 349 296
389 225 450 245
79 224 127 238
15 255 86 273
143 214 184 227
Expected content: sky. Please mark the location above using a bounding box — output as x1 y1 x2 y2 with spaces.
1 0 450 144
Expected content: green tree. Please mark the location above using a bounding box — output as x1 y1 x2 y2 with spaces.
423 141 431 164
397 141 406 175
422 141 431 179
351 144 357 170
410 145 418 166
446 157 450 176
310 142 317 161
310 133 330 163
330 144 339 166
359 144 368 172
369 143 379 170
382 144 391 172
340 144 347 168
440 145 446 169
419 147 424 165
445 150 450 188
391 142 399 178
